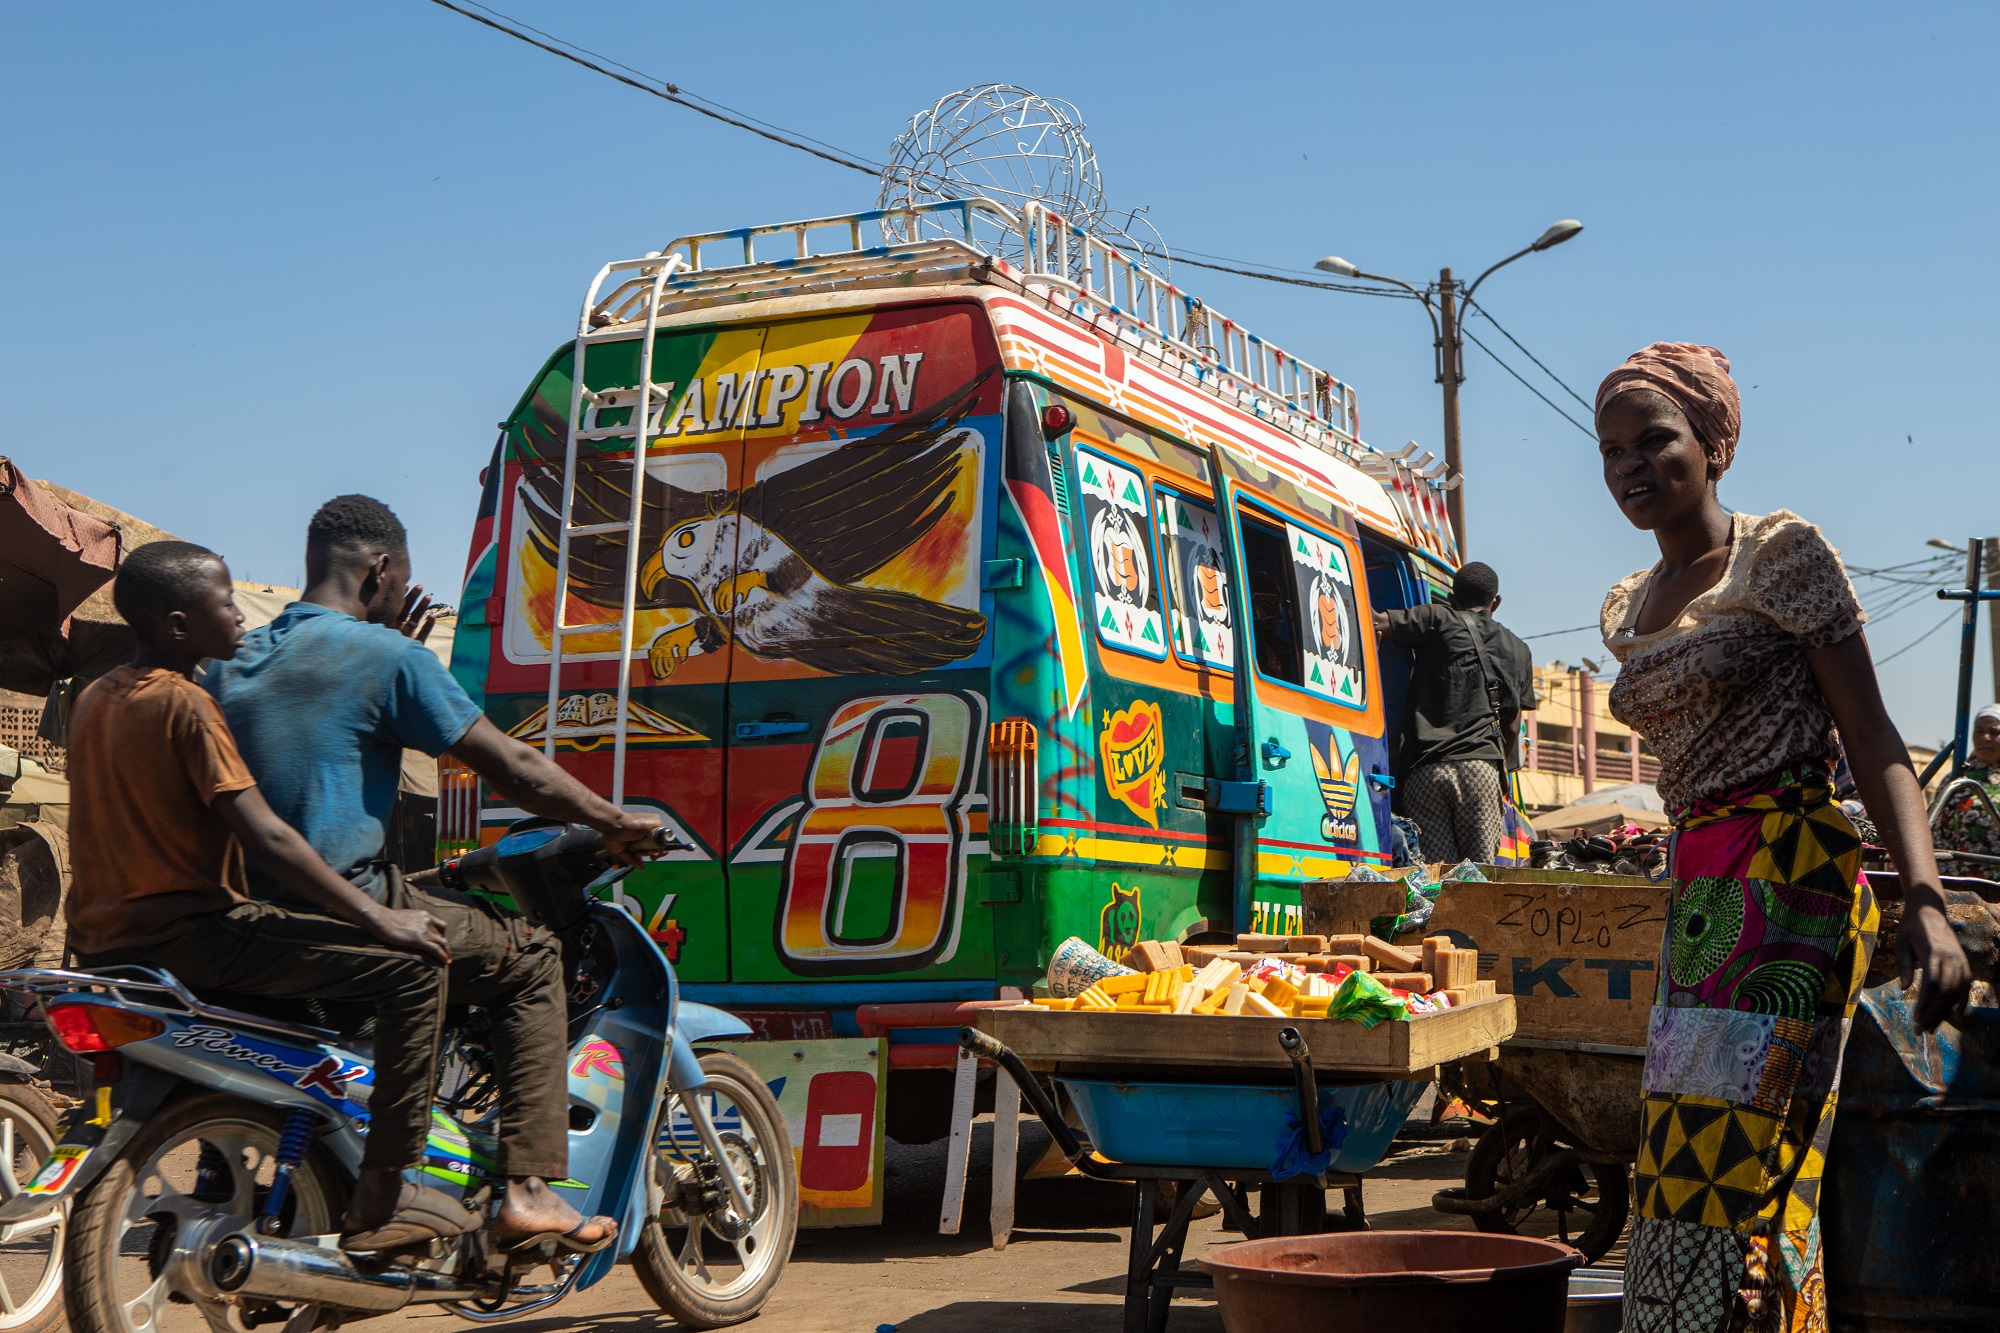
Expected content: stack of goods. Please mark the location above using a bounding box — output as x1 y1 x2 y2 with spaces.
1529 822 1667 878
1027 934 1496 1026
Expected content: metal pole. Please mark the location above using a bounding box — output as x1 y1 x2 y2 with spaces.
1950 537 1984 773
1987 537 1999 704
1437 267 1466 552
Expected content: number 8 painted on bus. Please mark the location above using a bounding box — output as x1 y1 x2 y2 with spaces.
777 690 987 975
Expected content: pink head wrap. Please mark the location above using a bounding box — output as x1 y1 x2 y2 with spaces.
1594 342 1741 470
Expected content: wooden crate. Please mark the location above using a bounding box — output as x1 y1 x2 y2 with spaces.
1427 876 1669 1049
976 995 1514 1077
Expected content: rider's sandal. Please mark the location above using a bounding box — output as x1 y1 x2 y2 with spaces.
499 1216 619 1256
339 1184 481 1253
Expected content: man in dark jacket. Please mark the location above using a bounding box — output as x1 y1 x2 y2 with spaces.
1373 561 1533 864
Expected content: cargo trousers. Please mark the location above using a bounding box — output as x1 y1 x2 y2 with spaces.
83 880 569 1179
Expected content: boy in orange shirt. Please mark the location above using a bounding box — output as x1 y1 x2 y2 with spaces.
66 541 466 1250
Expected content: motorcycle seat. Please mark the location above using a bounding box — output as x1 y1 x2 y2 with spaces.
179 985 378 1046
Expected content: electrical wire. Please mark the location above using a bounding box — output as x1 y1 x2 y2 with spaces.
445 0 880 166
1457 323 1596 438
1874 607 1960 666
423 0 1593 446
423 0 884 176
1460 296 1594 413
1165 254 1419 298
1522 623 1601 641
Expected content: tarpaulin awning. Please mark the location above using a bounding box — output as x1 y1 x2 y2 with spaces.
0 459 121 639
0 475 181 698
1530 799 1674 836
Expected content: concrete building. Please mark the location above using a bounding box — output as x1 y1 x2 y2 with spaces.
1517 662 1651 815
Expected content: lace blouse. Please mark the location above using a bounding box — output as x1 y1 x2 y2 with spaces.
1600 511 1866 816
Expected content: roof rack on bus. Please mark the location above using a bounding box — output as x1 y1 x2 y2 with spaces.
580 199 1400 475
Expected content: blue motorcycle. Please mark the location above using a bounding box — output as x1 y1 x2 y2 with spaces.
0 822 798 1331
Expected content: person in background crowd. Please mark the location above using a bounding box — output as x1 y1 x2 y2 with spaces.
204 495 660 1254
1934 703 2000 859
1593 341 1969 1333
1372 561 1534 865
62 541 467 1251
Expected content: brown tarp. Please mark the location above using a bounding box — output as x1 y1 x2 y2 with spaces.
0 460 122 635
0 470 179 697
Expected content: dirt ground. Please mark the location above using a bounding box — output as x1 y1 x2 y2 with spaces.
146 1108 1619 1333
359 1114 1612 1333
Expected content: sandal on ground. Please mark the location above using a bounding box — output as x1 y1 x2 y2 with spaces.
497 1216 619 1255
339 1183 480 1252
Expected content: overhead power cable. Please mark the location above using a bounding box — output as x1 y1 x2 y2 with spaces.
422 0 1595 446
1874 608 1959 666
1457 324 1596 438
1166 254 1419 298
1460 296 1594 413
423 0 883 176
1521 623 1601 641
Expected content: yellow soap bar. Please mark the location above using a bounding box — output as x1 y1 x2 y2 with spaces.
1099 973 1149 996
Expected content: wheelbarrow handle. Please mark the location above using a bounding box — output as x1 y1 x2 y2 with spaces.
958 1027 1086 1163
1279 1026 1323 1158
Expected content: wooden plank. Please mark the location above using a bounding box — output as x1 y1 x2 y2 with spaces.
1301 879 1411 936
937 1046 978 1235
1428 878 1669 1048
988 1074 1019 1250
975 996 1515 1074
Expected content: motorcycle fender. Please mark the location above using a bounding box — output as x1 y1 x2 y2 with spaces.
0 1064 179 1222
665 1003 751 1095
675 1001 752 1045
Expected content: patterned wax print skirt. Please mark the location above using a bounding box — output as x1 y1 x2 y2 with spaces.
1623 770 1878 1333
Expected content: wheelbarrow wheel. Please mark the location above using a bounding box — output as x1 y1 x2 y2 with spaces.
1464 1108 1629 1263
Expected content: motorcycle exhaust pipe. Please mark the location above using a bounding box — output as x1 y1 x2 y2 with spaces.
208 1233 475 1312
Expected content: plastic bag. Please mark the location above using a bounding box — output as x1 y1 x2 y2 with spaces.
1447 859 1489 882
1328 968 1409 1027
1271 1102 1350 1181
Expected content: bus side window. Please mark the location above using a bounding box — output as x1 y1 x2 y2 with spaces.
1077 446 1169 661
1239 515 1302 686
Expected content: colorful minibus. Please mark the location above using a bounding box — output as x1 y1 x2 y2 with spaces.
447 200 1461 1205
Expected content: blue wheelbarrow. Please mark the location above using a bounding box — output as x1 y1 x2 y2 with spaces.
959 1024 1427 1332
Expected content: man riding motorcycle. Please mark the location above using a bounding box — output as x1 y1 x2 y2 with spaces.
201 496 662 1252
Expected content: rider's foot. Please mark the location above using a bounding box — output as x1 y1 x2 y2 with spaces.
343 1168 406 1235
340 1175 479 1252
492 1177 617 1250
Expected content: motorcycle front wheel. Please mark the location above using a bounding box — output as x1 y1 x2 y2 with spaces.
0 1082 65 1333
66 1092 346 1333
634 1053 797 1329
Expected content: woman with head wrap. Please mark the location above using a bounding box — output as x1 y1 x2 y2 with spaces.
1935 704 2000 859
1594 343 1970 1332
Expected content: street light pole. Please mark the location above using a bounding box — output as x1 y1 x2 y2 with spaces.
1316 219 1582 557
1436 267 1465 548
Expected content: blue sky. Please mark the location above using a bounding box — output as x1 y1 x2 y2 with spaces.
5 2 1995 744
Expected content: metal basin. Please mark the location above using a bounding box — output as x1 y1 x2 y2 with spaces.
1198 1230 1582 1331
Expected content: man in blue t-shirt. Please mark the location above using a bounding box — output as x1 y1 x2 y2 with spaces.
208 495 660 1252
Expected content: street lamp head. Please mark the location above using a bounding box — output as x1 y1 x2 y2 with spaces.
1314 256 1361 279
1530 219 1584 252
1928 538 1966 553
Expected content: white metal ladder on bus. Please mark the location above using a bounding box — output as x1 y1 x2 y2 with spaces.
541 251 690 806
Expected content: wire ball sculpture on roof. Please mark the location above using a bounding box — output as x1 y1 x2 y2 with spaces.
878 84 1169 278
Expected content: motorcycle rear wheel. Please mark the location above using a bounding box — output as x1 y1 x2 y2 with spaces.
634 1053 797 1329
66 1092 346 1333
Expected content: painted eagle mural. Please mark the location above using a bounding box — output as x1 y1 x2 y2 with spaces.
516 374 991 679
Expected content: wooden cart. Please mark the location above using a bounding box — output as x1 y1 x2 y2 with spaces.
968 996 1516 1331
1422 867 1670 1262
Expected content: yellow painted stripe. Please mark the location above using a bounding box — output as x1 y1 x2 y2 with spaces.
1030 831 1230 871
